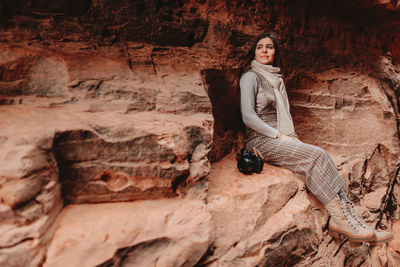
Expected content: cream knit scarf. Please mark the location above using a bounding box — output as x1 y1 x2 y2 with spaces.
251 60 296 137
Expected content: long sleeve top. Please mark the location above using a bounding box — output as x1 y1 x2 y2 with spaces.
240 71 279 138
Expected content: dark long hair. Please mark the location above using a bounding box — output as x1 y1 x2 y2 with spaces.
240 32 285 75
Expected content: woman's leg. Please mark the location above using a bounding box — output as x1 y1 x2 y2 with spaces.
248 137 343 206
338 188 349 202
246 137 375 242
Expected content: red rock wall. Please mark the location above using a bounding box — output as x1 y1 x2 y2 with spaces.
1 0 400 266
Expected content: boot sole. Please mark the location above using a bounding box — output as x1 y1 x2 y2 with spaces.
329 229 394 245
328 229 374 243
351 230 394 243
369 235 394 244
328 230 363 247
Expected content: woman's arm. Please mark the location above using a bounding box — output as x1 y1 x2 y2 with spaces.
240 72 279 138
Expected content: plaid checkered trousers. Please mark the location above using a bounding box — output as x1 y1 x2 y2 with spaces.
244 71 345 206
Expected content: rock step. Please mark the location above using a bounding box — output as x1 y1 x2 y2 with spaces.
43 199 212 267
0 105 213 205
205 154 327 266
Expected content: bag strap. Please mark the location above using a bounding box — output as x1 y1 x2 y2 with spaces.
252 147 264 160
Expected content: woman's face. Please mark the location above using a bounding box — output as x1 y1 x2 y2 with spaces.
254 37 275 65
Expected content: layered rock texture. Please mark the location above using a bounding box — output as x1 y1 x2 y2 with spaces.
0 0 400 266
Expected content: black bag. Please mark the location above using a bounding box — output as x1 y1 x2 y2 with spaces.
236 147 264 174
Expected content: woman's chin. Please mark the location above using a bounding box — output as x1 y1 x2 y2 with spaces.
256 59 273 65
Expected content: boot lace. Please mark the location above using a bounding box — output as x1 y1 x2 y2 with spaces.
341 199 359 231
347 201 371 230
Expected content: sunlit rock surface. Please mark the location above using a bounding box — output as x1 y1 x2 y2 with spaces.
43 200 212 267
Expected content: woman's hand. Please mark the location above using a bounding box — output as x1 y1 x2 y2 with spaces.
277 132 296 140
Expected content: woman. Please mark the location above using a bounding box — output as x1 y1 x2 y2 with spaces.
239 32 393 245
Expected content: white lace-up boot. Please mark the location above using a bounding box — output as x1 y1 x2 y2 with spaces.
346 201 393 243
325 196 375 244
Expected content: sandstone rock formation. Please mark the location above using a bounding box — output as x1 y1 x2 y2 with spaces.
0 45 214 266
0 0 399 266
43 200 212 267
207 155 400 267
